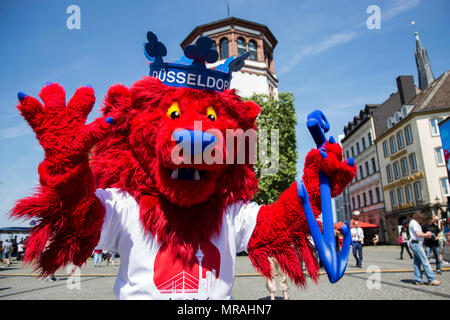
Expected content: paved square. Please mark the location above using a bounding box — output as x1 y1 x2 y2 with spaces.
0 246 448 300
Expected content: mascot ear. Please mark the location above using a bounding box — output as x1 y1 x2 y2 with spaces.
245 101 261 125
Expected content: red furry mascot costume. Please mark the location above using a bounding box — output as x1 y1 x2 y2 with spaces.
11 32 355 299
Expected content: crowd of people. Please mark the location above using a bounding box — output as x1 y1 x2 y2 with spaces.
402 212 447 286
0 236 26 267
92 249 117 268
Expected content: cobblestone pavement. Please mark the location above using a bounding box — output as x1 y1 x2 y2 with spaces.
0 246 448 300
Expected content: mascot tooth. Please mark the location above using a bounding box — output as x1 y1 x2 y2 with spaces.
11 31 356 299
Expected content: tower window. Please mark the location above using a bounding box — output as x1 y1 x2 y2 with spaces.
249 40 257 60
220 38 229 59
237 37 246 55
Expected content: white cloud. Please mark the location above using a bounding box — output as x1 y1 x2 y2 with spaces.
280 31 358 74
383 0 421 21
280 0 421 74
0 122 32 139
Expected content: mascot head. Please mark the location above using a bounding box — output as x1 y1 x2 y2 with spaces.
91 32 261 261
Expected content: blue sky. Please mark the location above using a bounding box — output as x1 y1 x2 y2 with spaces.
0 0 449 228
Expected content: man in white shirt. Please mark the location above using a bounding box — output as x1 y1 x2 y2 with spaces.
351 222 364 268
408 212 441 286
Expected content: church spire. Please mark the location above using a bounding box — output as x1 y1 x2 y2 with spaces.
414 30 435 90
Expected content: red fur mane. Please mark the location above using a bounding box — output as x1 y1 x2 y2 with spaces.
91 76 260 263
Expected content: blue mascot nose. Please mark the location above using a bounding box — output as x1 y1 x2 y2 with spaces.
172 129 216 155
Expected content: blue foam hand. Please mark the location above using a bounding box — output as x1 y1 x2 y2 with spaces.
300 109 351 284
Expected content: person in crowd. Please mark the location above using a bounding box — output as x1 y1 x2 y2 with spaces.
399 225 413 259
351 221 364 268
422 215 442 274
107 251 117 267
408 212 441 286
437 219 448 265
372 234 379 247
265 257 289 300
17 241 24 261
93 248 103 267
2 238 12 267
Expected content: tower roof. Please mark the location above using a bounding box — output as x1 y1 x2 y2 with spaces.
180 17 278 49
414 30 435 91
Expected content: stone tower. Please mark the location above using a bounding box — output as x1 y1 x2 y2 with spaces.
181 17 278 98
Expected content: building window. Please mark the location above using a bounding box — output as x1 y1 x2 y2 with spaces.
430 118 443 136
352 197 356 210
362 137 366 151
368 132 373 146
369 190 373 205
397 131 405 149
357 195 361 208
405 125 413 144
346 150 350 160
393 161 401 180
435 147 445 165
356 142 361 155
414 181 422 201
365 161 370 176
248 40 257 60
371 157 377 173
351 146 355 158
386 165 393 182
405 184 413 203
400 157 409 176
375 187 381 203
237 37 246 55
363 193 367 207
211 41 217 51
390 190 397 208
220 38 229 59
389 136 397 154
409 153 418 172
441 178 450 196
359 165 364 179
397 188 405 205
383 141 389 157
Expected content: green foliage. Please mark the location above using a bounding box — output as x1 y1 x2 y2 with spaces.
246 92 298 205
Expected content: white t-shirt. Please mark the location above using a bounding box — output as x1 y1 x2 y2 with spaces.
95 188 260 300
408 219 423 244
351 227 364 242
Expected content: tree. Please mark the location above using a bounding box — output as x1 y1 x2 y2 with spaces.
246 92 297 205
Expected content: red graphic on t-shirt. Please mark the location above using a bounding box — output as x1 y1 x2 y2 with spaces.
153 241 220 295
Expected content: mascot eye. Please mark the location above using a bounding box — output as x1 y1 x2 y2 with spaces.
167 102 181 119
206 107 217 121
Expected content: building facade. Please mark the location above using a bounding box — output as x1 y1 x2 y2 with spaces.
181 17 278 98
341 105 387 242
373 72 450 244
